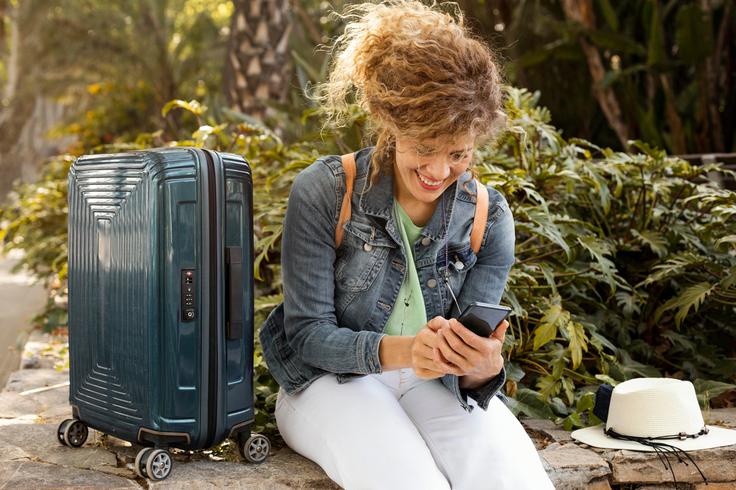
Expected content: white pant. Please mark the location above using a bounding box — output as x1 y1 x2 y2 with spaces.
275 368 554 490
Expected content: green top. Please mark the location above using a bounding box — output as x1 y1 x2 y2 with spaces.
383 200 428 336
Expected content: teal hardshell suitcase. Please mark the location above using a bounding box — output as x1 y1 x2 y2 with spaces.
60 147 270 480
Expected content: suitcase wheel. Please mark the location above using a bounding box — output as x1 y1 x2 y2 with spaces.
57 419 89 448
135 447 173 481
239 433 270 464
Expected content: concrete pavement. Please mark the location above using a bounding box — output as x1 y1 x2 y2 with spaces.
0 247 48 388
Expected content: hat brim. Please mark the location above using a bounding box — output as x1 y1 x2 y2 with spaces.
571 424 736 452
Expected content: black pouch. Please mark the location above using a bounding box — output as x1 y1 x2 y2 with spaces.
593 384 614 422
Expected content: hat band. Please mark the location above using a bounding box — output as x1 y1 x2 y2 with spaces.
604 427 709 486
605 426 709 442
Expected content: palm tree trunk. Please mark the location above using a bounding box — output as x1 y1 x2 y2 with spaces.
223 0 293 123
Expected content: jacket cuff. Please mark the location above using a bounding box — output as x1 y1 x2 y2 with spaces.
460 366 507 410
359 331 386 374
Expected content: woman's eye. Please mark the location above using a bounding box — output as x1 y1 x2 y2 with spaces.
451 152 467 162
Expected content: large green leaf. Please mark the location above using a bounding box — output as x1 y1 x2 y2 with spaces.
587 30 645 55
533 303 564 351
646 0 667 68
505 388 556 419
161 98 206 117
631 229 668 258
655 282 717 327
563 321 588 369
637 252 705 287
577 235 618 288
598 0 619 32
693 379 736 409
675 4 713 65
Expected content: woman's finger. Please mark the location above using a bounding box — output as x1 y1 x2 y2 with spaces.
426 316 449 332
444 322 479 355
417 347 456 375
435 331 471 372
449 319 487 349
432 347 464 375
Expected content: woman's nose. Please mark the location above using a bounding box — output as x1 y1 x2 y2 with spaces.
421 158 452 181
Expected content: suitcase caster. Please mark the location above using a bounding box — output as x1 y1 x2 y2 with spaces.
239 433 270 463
57 419 89 448
135 447 173 481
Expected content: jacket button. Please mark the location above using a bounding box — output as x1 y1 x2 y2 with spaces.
455 260 465 271
363 243 373 252
421 237 431 246
427 278 437 288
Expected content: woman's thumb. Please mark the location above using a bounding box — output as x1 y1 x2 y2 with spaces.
492 319 509 342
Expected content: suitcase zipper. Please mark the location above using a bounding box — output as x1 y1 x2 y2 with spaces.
203 149 219 448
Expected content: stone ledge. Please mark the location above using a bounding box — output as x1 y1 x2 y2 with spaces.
147 449 341 490
539 442 612 489
602 445 736 486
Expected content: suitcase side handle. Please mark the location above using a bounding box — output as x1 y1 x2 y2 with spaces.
225 246 244 340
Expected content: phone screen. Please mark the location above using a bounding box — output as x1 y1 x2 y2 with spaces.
456 302 511 337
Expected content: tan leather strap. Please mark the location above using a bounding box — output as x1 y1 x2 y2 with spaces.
335 153 357 248
335 156 488 254
470 179 489 254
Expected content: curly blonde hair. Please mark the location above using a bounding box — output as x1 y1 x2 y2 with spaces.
308 0 506 186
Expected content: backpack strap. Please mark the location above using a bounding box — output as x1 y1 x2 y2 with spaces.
470 180 488 254
335 153 356 248
335 153 489 254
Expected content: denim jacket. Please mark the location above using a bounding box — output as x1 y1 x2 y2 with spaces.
259 146 516 413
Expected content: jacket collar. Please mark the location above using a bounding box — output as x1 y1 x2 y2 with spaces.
356 147 469 241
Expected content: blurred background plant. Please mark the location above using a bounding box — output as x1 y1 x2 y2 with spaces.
1 0 735 443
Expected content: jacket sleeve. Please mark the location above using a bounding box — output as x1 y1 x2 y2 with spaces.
280 159 385 375
443 184 516 410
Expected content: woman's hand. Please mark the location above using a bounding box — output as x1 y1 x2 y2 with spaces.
410 316 455 379
428 318 508 382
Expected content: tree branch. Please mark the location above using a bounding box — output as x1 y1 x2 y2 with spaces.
0 0 7 51
659 74 687 154
560 0 630 149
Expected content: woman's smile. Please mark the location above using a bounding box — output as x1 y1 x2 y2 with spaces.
415 170 445 190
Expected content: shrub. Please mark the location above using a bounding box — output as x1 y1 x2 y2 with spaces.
482 88 736 426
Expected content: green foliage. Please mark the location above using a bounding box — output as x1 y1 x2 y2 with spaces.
0 156 71 332
483 87 736 426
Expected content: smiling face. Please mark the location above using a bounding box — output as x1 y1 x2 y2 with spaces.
392 132 476 208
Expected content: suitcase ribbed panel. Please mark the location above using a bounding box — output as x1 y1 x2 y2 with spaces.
68 153 153 435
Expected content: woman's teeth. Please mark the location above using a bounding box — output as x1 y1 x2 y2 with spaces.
416 171 443 188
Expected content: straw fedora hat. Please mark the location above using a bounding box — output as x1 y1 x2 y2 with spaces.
571 377 736 452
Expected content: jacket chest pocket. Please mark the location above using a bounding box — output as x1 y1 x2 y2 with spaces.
437 244 477 307
334 220 395 292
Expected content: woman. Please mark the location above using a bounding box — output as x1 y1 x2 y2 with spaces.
259 1 553 488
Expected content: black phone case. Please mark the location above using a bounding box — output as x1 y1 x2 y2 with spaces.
457 302 511 337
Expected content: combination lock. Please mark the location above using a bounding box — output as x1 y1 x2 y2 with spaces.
181 269 196 321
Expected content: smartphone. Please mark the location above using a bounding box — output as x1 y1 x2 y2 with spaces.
456 302 511 337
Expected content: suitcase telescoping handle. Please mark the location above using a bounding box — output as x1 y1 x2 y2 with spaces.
225 246 244 340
